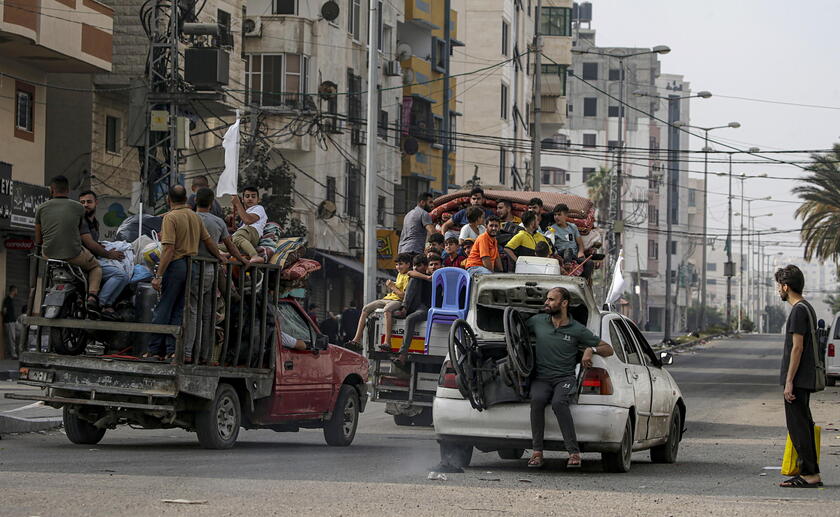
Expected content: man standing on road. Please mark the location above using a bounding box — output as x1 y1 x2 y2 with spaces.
525 287 613 469
398 192 436 255
776 265 823 488
3 285 18 359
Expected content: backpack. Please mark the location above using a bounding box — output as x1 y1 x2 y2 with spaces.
800 301 826 392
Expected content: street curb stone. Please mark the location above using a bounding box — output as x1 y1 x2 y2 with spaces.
0 414 62 435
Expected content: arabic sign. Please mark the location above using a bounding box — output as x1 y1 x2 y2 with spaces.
0 162 52 232
377 229 398 270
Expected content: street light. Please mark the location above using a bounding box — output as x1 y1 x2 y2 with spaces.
672 121 740 332
571 44 671 278
746 212 774 327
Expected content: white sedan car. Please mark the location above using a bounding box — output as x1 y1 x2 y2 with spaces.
432 274 686 472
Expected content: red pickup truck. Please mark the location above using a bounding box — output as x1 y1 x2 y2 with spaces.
8 261 370 449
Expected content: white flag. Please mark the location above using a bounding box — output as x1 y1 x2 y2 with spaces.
216 116 241 197
605 250 626 306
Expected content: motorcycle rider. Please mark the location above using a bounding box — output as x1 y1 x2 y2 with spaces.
35 176 102 316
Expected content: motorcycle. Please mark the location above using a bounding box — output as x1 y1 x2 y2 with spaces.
42 259 91 355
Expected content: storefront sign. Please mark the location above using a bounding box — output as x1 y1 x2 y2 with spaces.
376 229 399 270
0 163 49 231
4 238 34 250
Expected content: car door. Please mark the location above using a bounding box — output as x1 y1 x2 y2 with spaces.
624 318 673 440
272 302 334 417
610 317 653 442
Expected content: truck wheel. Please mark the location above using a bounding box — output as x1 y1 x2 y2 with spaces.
602 417 633 473
439 440 473 468
393 414 413 426
324 385 359 446
497 448 525 460
195 383 241 449
63 407 106 445
650 407 681 464
412 407 434 427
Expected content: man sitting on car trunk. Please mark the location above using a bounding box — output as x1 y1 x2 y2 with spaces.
526 287 613 469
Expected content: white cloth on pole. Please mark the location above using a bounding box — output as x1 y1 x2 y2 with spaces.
605 251 626 306
217 115 241 197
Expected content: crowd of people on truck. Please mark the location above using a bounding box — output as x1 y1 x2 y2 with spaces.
32 174 287 363
398 187 598 278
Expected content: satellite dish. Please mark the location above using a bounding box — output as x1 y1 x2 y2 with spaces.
321 1 340 21
318 80 338 100
402 68 416 85
403 137 419 155
317 200 337 220
396 42 412 61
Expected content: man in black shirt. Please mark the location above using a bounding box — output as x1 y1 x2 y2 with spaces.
340 301 361 345
775 264 823 488
3 285 18 359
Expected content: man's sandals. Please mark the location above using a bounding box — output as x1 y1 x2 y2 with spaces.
528 452 582 469
780 475 823 488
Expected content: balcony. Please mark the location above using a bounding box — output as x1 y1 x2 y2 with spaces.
0 0 113 72
540 94 567 128
404 0 438 30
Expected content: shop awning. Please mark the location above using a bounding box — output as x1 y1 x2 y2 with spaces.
313 251 394 281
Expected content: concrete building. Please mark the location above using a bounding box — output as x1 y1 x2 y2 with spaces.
451 0 571 189
0 0 113 322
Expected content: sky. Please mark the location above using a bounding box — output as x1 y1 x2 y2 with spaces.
588 0 840 260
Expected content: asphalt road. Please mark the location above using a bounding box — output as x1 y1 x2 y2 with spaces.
1 334 839 516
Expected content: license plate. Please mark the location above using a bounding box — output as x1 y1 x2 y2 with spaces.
28 369 54 383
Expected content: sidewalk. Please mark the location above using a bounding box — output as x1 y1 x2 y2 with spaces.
0 369 63 435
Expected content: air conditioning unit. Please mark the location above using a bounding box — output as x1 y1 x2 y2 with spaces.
351 126 366 146
243 17 262 37
385 60 401 77
324 116 343 134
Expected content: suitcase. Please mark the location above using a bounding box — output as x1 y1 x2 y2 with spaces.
781 425 821 476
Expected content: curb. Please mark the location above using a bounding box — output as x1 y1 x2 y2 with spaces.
0 414 62 435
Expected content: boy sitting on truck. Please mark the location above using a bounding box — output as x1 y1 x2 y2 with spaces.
347 252 413 349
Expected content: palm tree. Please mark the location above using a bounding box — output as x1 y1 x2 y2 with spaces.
825 293 840 314
793 144 840 261
586 166 612 224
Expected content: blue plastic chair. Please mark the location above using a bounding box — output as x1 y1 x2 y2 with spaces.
425 267 472 347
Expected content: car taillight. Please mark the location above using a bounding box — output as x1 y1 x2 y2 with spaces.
829 343 835 358
580 367 613 395
439 360 458 389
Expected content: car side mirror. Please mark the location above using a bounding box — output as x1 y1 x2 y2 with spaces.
659 351 674 366
314 334 329 351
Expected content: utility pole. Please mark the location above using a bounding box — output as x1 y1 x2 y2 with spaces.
698 130 709 331
362 1 379 304
531 0 543 191
725 152 734 330
738 176 745 333
663 95 678 342
441 0 451 194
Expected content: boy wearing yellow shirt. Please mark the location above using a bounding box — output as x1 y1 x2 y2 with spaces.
347 253 413 348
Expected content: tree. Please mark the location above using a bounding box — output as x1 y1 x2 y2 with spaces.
793 144 840 261
825 294 840 314
586 166 612 225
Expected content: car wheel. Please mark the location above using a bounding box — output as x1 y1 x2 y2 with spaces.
826 375 836 387
393 414 413 426
195 383 241 449
650 407 681 464
497 448 525 460
63 407 106 445
324 385 360 446
602 417 633 473
439 440 473 468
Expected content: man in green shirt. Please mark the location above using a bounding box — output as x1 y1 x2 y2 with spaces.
35 175 102 314
525 287 613 469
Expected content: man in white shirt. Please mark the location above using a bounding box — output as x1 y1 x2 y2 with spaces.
228 185 268 264
281 330 307 350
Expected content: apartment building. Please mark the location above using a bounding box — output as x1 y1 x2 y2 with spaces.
0 0 113 314
451 0 571 189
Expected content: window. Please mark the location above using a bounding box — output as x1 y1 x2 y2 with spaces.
432 37 446 73
707 278 717 285
648 240 658 259
647 205 659 225
105 115 120 154
432 115 443 146
608 105 624 118
608 68 623 81
607 323 627 363
688 188 696 207
607 140 618 150
448 111 457 150
377 196 386 225
15 85 34 137
245 54 308 108
500 83 509 119
377 86 388 139
583 97 597 117
499 147 507 185
610 320 641 365
376 0 383 50
541 167 566 186
382 24 393 55
347 0 361 40
326 176 336 203
582 133 596 148
581 62 598 80
345 163 361 217
277 303 313 343
501 20 510 56
347 69 362 123
540 6 571 36
409 97 434 141
670 241 677 255
540 64 567 96
273 0 296 14
216 9 232 46
582 167 595 184
707 262 717 272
